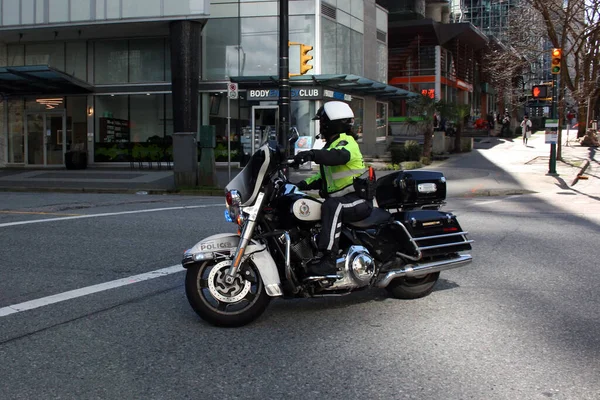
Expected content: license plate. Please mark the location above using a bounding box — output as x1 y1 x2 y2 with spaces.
418 183 437 193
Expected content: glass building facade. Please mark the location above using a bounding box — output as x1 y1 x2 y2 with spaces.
0 0 392 167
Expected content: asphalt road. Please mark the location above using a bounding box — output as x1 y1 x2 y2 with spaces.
1 191 599 400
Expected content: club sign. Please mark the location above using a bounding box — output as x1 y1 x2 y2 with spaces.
247 87 323 101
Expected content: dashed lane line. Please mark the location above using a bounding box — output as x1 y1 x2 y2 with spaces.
0 265 185 317
0 204 222 228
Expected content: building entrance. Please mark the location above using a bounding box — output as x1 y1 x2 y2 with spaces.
25 112 66 166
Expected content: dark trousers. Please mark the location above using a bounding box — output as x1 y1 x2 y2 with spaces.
318 193 372 254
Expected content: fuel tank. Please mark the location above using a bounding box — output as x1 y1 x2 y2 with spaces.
291 197 322 221
277 192 323 223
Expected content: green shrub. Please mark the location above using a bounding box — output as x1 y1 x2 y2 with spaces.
390 141 423 164
404 140 422 161
419 156 431 165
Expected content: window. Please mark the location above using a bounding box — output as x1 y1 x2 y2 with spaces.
25 43 65 71
8 99 24 163
377 42 387 83
321 17 337 74
95 40 128 84
94 38 170 84
66 42 87 81
204 18 240 80
350 97 364 141
129 39 165 82
130 94 165 143
241 17 278 76
321 17 363 75
376 102 388 139
94 94 173 162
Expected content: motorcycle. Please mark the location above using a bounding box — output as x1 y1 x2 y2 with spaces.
182 135 473 327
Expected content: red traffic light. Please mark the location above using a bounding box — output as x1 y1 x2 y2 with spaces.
532 85 548 98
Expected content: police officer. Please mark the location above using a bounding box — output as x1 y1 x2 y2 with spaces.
294 101 372 277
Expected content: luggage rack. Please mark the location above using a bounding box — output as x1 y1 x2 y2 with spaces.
393 221 474 261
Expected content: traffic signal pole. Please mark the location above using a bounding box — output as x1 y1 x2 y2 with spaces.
549 74 558 174
548 48 562 175
278 0 291 158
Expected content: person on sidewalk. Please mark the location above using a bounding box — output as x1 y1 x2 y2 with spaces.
521 114 532 145
501 111 511 137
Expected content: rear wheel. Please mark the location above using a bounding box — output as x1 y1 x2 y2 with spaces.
185 259 271 327
385 272 440 299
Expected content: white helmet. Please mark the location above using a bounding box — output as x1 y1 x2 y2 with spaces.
312 101 354 121
313 101 354 139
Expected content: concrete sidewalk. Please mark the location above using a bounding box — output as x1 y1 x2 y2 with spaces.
469 130 598 196
0 129 597 198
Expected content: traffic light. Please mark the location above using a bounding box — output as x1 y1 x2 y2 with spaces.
551 48 562 75
532 85 548 99
300 44 314 75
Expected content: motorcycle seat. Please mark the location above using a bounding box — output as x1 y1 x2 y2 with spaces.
347 207 392 229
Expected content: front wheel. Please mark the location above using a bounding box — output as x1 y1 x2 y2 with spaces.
385 272 440 299
185 259 271 327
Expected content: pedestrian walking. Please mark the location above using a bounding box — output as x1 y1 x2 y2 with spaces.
501 111 511 137
521 114 532 145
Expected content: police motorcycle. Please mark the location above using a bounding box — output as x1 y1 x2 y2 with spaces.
182 133 473 327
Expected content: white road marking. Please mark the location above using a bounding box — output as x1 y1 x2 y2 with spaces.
0 204 222 228
0 264 185 317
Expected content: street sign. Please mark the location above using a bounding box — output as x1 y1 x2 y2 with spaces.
545 119 559 128
545 130 558 144
228 82 238 99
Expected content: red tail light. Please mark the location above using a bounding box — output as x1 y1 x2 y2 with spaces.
225 191 233 206
368 166 375 181
443 227 458 232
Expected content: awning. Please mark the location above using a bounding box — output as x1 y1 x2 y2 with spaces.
230 74 419 100
0 65 93 96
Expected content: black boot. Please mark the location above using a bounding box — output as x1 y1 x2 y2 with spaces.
306 253 338 277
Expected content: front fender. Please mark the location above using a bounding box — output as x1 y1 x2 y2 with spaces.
182 233 282 297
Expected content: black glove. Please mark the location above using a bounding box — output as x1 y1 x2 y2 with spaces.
294 150 314 165
296 180 309 190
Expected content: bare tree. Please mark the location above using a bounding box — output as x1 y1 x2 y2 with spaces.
529 0 600 137
482 0 600 158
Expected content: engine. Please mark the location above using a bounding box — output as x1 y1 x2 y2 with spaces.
324 246 376 291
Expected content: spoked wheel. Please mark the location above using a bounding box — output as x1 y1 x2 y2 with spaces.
185 259 271 327
385 272 440 300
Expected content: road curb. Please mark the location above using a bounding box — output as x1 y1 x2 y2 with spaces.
0 186 225 197
463 188 537 197
0 187 171 195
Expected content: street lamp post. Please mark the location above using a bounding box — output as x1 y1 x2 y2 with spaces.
278 0 291 158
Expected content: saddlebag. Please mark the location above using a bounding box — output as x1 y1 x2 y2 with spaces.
392 210 472 259
376 170 446 210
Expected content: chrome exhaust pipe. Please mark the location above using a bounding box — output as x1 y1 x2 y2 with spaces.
376 254 473 288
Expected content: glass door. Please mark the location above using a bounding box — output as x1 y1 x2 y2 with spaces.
27 114 44 165
250 106 279 155
26 113 66 165
46 114 65 165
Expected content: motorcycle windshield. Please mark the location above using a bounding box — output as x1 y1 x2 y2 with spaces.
226 145 272 206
